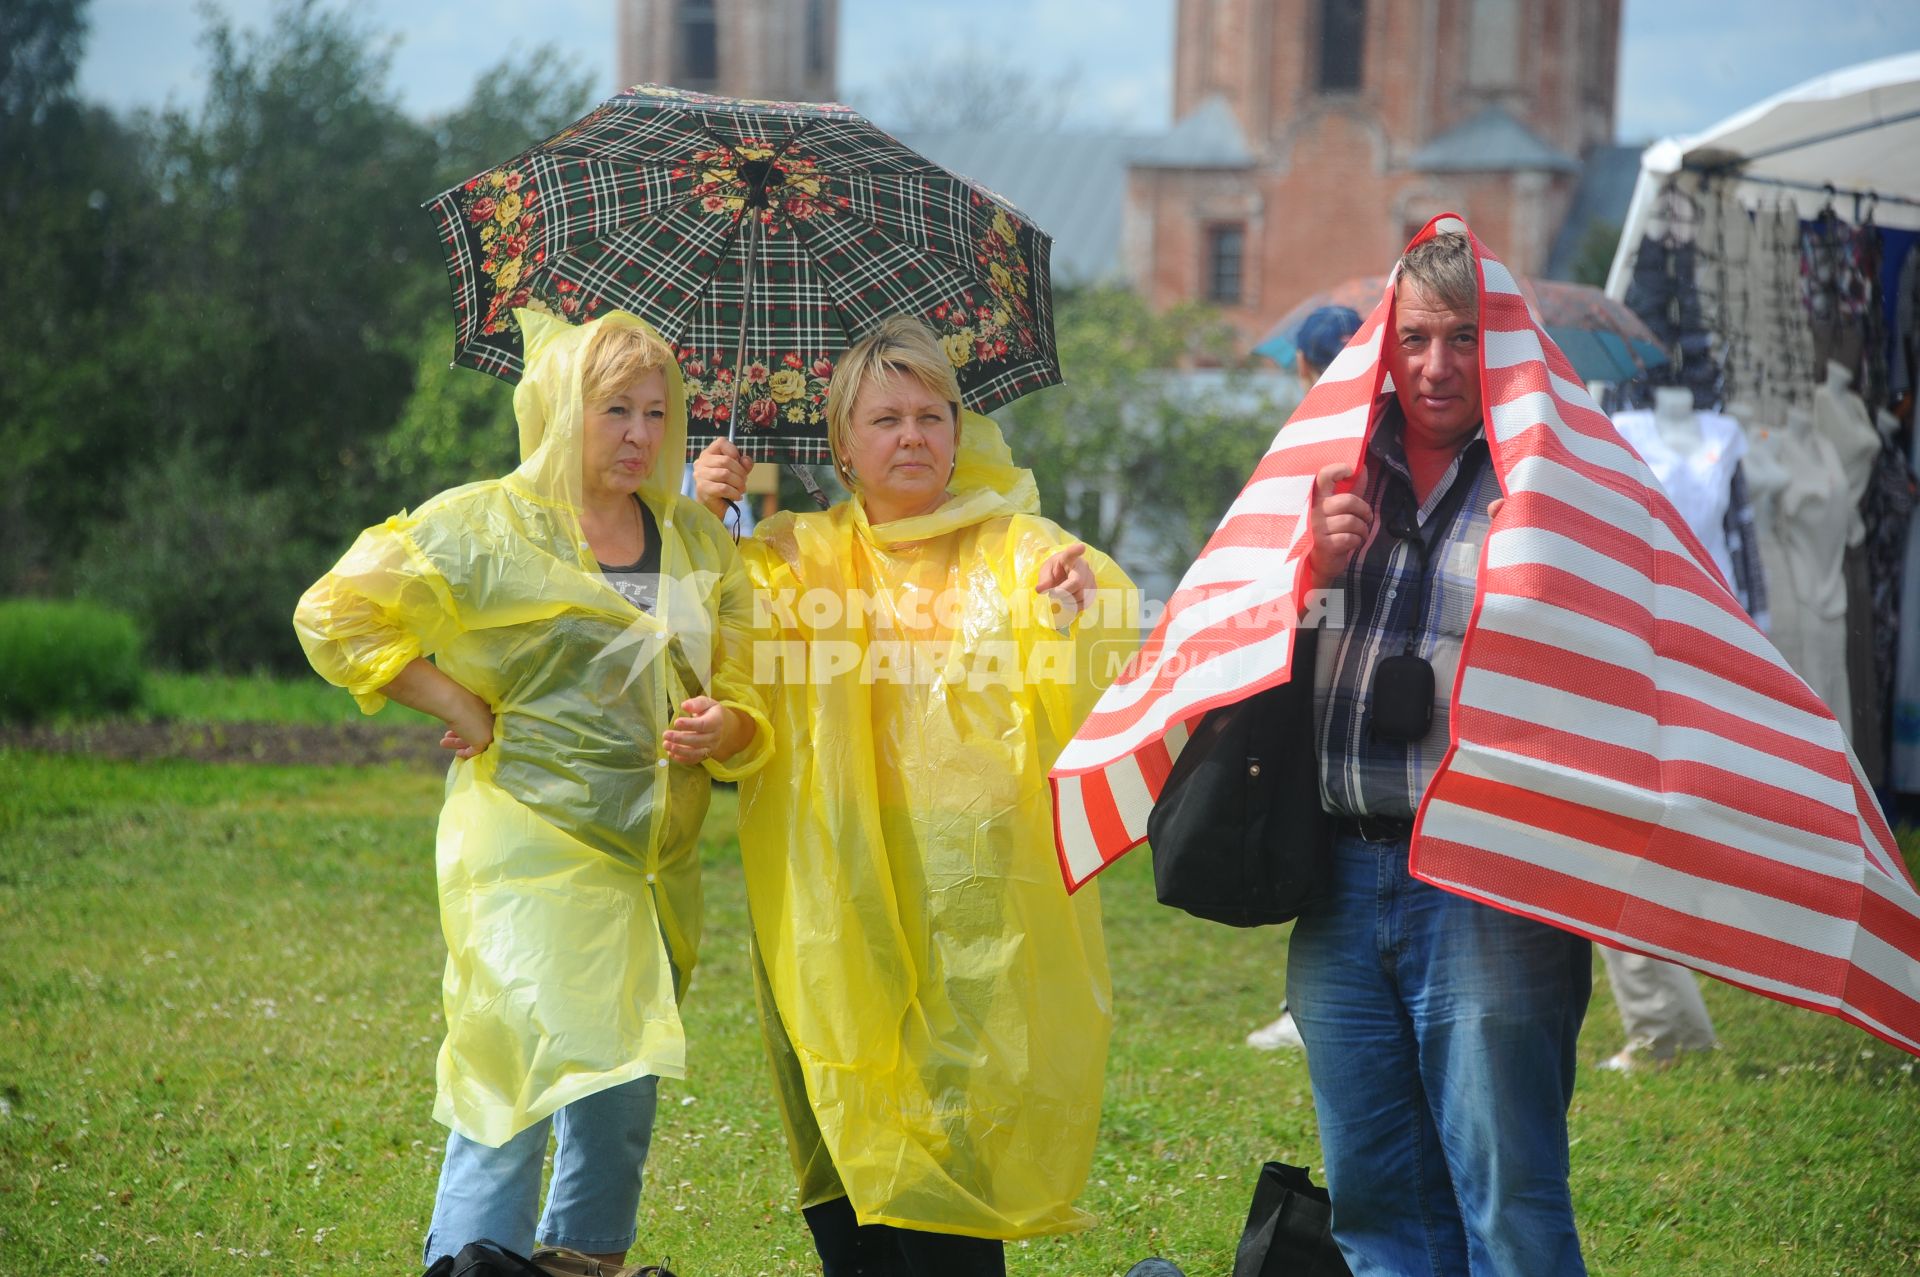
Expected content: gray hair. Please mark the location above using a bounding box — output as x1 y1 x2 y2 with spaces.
1395 231 1478 318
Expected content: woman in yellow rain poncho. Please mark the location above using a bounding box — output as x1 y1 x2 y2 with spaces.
294 310 770 1269
695 316 1138 1273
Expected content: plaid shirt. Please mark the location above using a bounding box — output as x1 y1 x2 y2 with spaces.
1314 399 1499 819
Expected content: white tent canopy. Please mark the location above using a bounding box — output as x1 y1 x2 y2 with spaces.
1606 52 1920 297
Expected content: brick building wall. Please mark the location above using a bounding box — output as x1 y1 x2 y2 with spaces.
1133 0 1621 344
616 0 839 103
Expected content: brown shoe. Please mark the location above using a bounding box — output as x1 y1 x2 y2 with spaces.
529 1249 604 1277
529 1250 677 1277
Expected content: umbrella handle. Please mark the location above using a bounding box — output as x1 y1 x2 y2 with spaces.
723 212 764 444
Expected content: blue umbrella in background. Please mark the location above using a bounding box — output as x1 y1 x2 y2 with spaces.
1256 275 1669 383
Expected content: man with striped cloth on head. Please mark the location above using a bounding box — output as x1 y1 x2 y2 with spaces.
1291 229 1589 1276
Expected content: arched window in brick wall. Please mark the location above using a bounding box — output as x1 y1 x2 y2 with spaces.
1318 0 1365 94
1467 0 1521 91
681 0 718 85
806 0 829 79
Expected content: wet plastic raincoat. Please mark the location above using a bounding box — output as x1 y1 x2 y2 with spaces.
736 412 1138 1239
294 309 771 1147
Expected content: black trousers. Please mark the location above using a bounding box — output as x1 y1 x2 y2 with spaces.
802 1196 1006 1277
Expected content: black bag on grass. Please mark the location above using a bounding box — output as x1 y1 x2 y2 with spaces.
1232 1161 1352 1277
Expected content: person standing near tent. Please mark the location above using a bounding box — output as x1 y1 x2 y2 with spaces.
1289 231 1590 1275
1247 302 1363 1054
694 315 1137 1274
295 310 771 1268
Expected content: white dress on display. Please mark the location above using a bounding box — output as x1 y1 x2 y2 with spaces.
1813 361 1882 547
1611 404 1746 591
1772 407 1855 731
1739 412 1800 652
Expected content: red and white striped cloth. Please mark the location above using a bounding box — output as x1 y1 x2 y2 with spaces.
1051 214 1920 1056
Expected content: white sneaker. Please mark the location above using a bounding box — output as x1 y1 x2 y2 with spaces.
1245 1010 1306 1051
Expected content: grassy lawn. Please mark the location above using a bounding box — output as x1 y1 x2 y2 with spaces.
2 749 1918 1275
138 672 433 728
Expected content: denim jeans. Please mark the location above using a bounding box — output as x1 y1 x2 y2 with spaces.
422 1074 659 1263
1286 832 1590 1276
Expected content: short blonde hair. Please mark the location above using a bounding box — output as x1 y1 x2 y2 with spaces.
825 315 964 490
1396 231 1478 319
582 320 676 407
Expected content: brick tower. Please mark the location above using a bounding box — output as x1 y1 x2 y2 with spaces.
615 0 840 102
1126 0 1622 343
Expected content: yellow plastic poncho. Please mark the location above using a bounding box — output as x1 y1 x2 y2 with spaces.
293 309 772 1147
737 413 1139 1239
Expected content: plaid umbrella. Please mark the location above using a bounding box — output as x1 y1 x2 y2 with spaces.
1255 275 1669 383
425 84 1059 467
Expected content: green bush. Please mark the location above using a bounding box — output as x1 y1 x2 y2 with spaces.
72 444 324 674
0 598 146 723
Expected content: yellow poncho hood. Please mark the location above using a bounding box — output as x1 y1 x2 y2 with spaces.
294 309 770 1146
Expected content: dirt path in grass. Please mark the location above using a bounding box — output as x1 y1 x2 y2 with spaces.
0 719 450 768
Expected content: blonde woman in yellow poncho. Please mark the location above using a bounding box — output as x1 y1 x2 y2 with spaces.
295 310 770 1270
695 316 1138 1274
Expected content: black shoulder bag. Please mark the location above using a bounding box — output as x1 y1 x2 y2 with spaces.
1147 627 1330 927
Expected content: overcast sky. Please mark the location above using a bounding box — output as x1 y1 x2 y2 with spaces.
77 0 1920 143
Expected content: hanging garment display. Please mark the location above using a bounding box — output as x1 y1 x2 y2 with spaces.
1866 415 1919 679
1851 219 1888 409
1611 404 1747 598
1801 209 1870 381
1740 410 1812 704
1865 410 1919 789
1814 361 1884 545
1895 241 1920 403
1755 200 1821 426
1622 184 1721 409
1722 464 1771 632
1770 407 1856 728
1891 405 1920 790
1814 362 1888 766
1698 179 1756 408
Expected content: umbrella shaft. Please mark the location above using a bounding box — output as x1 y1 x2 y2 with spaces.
724 213 765 444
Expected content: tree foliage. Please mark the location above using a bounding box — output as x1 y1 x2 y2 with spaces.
1000 289 1295 583
1 0 599 668
5 3 1281 666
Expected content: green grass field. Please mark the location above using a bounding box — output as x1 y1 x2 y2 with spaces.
138 672 433 727
3 743 1918 1275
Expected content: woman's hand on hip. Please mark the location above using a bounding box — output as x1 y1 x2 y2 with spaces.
377 658 495 759
439 694 495 760
693 438 753 518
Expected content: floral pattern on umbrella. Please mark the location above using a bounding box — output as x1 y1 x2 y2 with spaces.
425 84 1062 463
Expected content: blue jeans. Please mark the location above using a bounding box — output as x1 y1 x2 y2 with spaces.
422 1074 659 1263
1286 832 1590 1276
